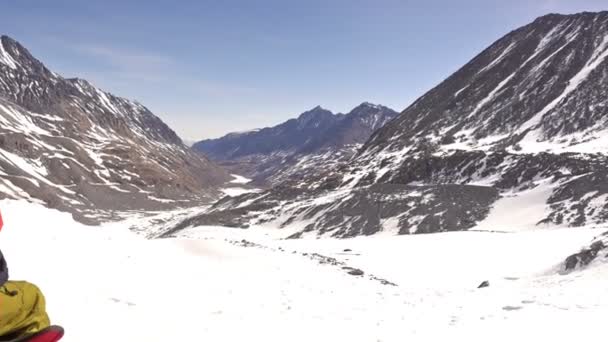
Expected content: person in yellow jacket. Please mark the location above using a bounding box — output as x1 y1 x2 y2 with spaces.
0 210 61 341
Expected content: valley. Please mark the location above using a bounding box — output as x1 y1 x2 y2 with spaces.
1 7 608 342
2 199 606 342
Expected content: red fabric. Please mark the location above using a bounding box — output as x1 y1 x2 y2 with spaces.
25 328 64 342
0 209 3 232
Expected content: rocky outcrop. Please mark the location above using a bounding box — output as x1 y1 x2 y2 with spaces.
564 233 608 271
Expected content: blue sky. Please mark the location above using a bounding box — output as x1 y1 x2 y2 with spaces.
0 0 606 140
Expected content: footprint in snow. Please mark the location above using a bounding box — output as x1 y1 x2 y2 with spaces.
109 297 136 307
502 305 523 311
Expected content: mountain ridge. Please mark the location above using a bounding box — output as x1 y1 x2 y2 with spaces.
193 102 398 185
167 10 608 238
0 34 230 223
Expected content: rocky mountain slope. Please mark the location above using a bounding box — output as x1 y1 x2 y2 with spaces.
0 35 230 223
193 103 397 185
165 11 608 238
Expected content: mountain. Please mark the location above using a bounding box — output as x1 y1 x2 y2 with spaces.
164 11 608 238
193 103 398 185
0 35 230 223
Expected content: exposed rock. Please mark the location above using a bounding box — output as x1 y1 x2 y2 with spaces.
343 267 365 276
478 280 490 288
564 238 606 271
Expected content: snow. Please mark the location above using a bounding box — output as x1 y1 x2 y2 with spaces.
0 103 52 135
0 149 81 196
27 112 64 122
0 178 32 199
475 179 555 232
361 101 382 110
467 72 516 119
454 84 469 97
229 174 252 184
0 39 19 69
220 187 261 197
478 41 517 74
538 28 581 69
147 196 176 203
519 34 608 133
0 95 185 200
1 199 608 341
95 88 121 116
380 216 401 233
514 126 608 154
528 24 579 73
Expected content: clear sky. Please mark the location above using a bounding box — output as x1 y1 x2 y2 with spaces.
0 0 606 140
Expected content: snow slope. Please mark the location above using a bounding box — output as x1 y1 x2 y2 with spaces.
229 174 252 184
474 179 555 232
220 174 261 197
1 199 607 341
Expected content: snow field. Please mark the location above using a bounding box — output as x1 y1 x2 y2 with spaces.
0 199 606 342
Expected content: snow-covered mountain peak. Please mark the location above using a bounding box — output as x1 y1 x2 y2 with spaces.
0 35 230 222
0 35 54 78
357 11 608 161
295 106 334 126
357 102 383 110
0 36 20 70
67 77 96 92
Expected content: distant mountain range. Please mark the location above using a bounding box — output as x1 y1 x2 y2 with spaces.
0 35 229 222
193 102 398 185
166 11 608 238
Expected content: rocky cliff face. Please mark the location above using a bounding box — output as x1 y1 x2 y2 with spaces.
0 35 230 223
193 103 397 185
164 12 608 238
